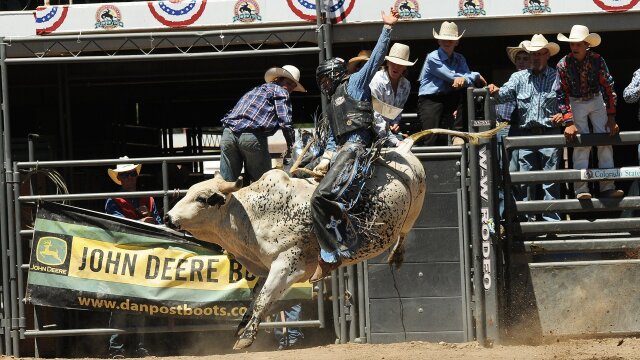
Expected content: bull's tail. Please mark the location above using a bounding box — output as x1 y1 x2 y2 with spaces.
396 123 507 153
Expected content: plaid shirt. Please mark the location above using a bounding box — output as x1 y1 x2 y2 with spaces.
221 83 294 147
555 50 617 121
623 68 640 121
495 101 517 122
495 66 559 128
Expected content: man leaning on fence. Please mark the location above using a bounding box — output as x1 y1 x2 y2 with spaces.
105 157 161 358
488 34 563 222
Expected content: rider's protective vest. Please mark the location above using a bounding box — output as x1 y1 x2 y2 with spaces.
327 78 374 139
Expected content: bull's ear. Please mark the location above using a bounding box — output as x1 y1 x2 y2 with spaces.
206 193 225 207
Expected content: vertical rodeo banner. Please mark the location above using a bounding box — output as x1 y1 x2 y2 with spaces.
26 202 310 319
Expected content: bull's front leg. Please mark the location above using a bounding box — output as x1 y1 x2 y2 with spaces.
235 277 265 337
233 252 307 350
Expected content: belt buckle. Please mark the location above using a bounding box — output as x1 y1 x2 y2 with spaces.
580 94 594 101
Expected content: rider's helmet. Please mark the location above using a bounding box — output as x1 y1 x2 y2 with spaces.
316 58 347 97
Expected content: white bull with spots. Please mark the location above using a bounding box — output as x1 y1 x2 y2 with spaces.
165 143 426 349
164 127 499 349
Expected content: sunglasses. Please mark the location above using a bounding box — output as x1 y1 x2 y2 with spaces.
119 170 138 179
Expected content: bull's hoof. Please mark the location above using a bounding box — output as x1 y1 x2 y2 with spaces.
233 337 254 350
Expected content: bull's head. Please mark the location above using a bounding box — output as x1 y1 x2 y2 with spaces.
164 174 243 238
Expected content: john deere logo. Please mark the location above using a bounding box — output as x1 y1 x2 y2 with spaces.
95 5 124 30
36 237 67 266
458 0 486 17
394 0 422 19
233 0 262 23
523 0 551 14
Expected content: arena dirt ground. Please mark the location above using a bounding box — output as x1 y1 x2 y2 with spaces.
16 337 640 360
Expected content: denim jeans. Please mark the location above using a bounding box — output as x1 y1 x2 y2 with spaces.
220 128 272 183
497 125 520 220
274 303 304 347
517 147 561 222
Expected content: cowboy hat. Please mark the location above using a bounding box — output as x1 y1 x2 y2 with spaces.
506 41 528 65
385 43 417 67
347 50 371 73
557 25 601 47
264 65 306 92
433 21 465 40
521 34 560 56
108 156 142 185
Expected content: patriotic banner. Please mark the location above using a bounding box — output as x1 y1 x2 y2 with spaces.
26 202 311 319
29 0 640 36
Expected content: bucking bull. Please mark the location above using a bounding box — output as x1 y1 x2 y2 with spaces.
164 127 501 349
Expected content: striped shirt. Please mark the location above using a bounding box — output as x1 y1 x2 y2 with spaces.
221 82 294 147
495 66 559 128
623 68 640 121
555 50 617 121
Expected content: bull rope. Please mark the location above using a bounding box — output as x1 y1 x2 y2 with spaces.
289 123 508 179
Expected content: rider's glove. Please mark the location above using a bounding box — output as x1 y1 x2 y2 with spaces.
313 158 331 175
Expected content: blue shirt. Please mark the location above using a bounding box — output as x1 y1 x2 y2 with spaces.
221 82 295 147
495 66 559 129
326 26 391 152
418 48 479 96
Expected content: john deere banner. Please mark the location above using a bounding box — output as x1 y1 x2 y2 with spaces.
26 202 310 319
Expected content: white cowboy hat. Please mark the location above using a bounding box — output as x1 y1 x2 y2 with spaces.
264 65 306 92
347 50 371 73
433 21 465 40
108 156 142 185
506 41 528 65
557 25 601 47
521 34 560 56
385 43 417 67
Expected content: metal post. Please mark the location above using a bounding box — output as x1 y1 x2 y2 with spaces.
483 93 501 344
5 168 20 355
356 261 366 343
337 267 347 344
162 160 169 215
459 149 475 341
316 280 326 329
331 272 340 342
322 4 333 59
467 88 486 345
12 164 25 343
347 265 356 342
0 37 13 356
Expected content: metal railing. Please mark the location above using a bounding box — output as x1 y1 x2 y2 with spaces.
10 154 327 357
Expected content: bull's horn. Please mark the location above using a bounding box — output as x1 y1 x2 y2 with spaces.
407 122 507 145
219 176 243 194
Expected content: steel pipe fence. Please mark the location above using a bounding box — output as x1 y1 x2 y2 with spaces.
9 155 328 357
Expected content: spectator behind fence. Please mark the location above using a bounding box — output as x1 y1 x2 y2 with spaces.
219 65 305 184
105 156 162 358
417 21 487 146
369 42 416 147
496 41 531 222
556 25 624 200
488 34 563 223
624 67 640 161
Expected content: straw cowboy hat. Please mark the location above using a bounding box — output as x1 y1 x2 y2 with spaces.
506 41 528 65
264 65 306 92
347 50 371 73
521 34 560 56
385 43 417 67
433 21 465 40
108 156 142 185
557 25 601 47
